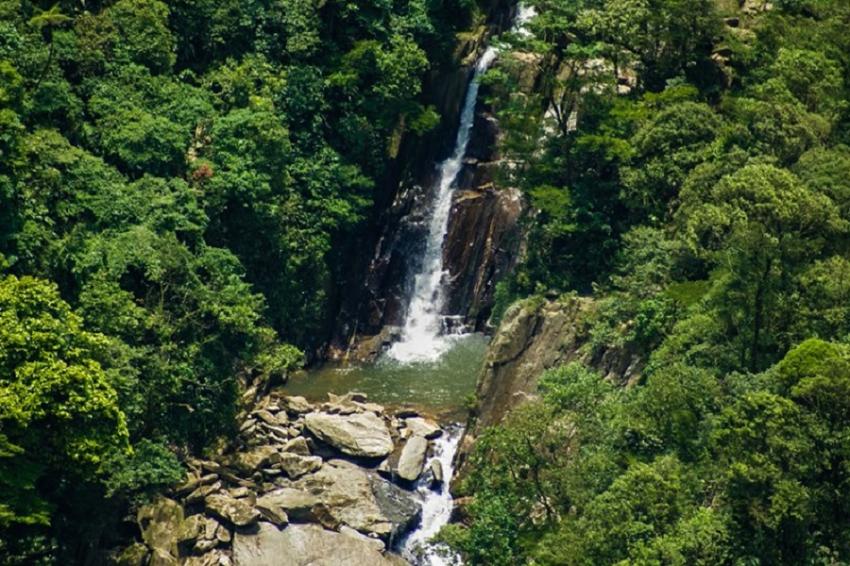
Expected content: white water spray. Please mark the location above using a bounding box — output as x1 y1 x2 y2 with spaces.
387 5 537 364
399 427 464 565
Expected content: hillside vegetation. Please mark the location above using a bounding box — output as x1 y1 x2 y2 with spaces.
448 0 850 563
0 0 476 561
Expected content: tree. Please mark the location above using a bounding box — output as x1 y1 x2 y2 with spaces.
0 275 129 531
678 164 845 370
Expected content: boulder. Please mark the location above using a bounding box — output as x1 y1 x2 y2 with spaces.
277 452 322 479
429 460 444 486
397 436 428 482
305 412 394 458
184 550 232 566
403 417 442 439
137 497 184 559
267 459 420 540
255 492 291 526
232 523 408 566
205 494 260 527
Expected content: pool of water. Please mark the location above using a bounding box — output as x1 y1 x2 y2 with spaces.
283 333 489 419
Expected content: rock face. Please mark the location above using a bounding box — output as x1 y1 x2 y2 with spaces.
304 411 394 458
232 523 401 566
443 185 523 329
472 296 642 429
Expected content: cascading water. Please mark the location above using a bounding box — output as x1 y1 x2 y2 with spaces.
387 48 498 364
387 4 537 364
398 427 464 565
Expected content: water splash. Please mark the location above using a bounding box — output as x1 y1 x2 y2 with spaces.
387 4 537 364
398 426 464 565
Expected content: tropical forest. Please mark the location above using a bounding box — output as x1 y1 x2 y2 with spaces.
1 0 850 564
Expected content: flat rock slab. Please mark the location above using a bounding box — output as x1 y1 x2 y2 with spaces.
233 523 408 566
305 412 394 458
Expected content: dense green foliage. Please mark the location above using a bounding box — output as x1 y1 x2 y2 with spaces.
0 0 476 560
453 0 850 563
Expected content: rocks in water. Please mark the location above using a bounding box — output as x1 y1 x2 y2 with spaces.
397 436 428 482
283 395 312 414
232 523 403 566
305 411 394 458
403 417 442 439
429 459 444 486
204 494 260 527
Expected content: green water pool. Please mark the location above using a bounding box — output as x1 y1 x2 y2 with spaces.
282 333 489 419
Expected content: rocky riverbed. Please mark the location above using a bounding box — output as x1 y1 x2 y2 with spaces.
116 392 449 566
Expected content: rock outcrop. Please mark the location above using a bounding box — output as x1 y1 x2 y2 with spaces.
118 392 449 565
472 296 642 428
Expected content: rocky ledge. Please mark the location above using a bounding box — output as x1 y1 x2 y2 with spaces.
115 393 445 566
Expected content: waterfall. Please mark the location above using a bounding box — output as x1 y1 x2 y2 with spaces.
398 426 464 565
387 49 498 364
387 4 537 365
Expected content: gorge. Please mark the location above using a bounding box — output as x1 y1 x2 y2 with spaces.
6 0 850 564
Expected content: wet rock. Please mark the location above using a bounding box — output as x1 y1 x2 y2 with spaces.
205 493 260 527
232 522 406 566
430 460 444 486
305 411 394 458
403 417 442 439
397 436 428 482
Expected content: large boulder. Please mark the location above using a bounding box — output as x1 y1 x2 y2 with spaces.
396 436 428 482
305 412 394 458
232 523 408 566
267 459 419 540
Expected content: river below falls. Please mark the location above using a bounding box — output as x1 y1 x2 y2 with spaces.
282 333 489 565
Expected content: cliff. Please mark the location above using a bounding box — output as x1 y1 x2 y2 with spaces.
458 296 642 459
